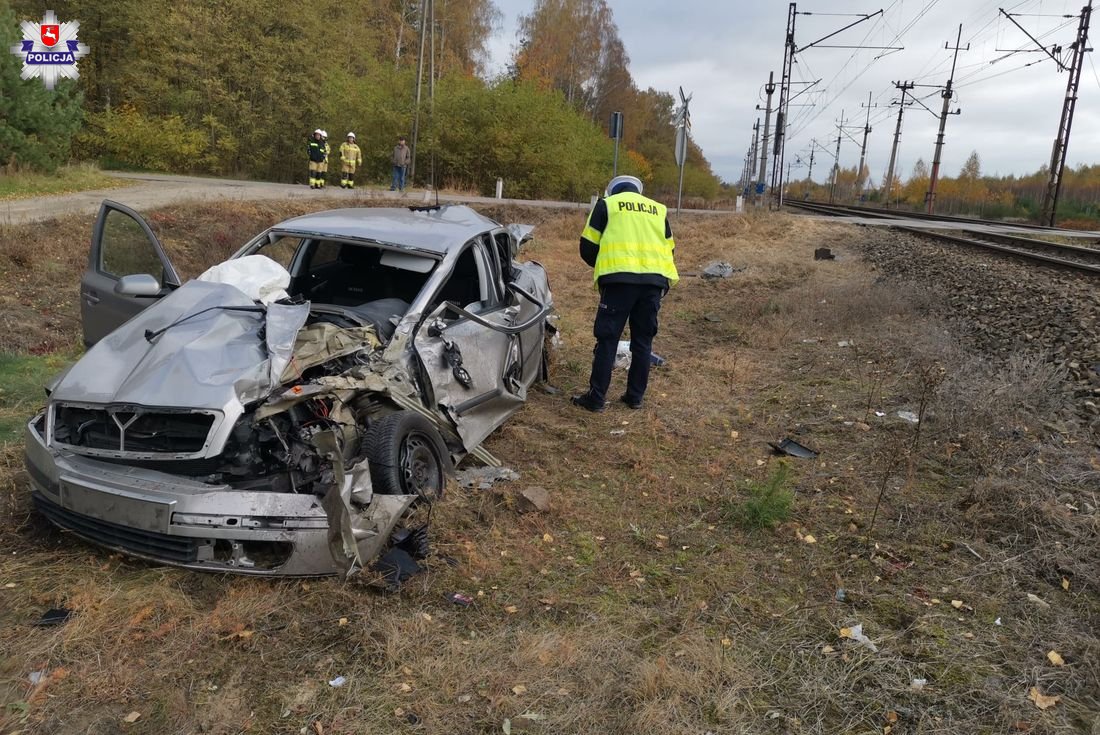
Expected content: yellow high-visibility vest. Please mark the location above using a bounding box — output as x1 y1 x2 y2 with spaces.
584 191 678 286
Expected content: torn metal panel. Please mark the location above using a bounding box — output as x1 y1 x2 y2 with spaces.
279 323 381 383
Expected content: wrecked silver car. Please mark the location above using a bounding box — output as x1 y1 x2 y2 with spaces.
24 201 554 576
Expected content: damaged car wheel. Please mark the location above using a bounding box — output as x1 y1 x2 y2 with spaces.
365 411 452 500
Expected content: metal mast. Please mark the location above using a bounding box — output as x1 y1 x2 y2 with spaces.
926 24 967 214
883 81 914 207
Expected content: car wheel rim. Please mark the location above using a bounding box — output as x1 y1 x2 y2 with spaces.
400 432 442 499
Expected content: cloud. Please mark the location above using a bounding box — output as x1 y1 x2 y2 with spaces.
487 0 1094 183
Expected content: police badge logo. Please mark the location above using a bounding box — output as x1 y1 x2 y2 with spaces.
9 10 89 90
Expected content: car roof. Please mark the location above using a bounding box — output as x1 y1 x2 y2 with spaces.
271 205 502 254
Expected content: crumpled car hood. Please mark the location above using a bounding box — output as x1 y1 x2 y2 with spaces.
51 280 308 411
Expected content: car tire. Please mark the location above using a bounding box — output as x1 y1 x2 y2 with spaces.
364 411 451 501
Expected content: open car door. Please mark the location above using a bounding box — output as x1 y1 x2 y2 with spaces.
81 200 180 346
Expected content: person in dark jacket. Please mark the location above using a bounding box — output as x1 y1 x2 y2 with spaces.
307 129 326 189
572 175 678 412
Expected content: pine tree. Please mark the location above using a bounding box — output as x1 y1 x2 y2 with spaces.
0 4 84 172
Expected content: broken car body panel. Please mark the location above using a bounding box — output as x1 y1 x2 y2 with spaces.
26 203 553 576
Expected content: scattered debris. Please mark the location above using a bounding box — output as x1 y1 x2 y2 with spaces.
703 313 723 323
456 466 520 489
837 340 854 348
516 486 551 514
910 678 927 692
994 617 1003 626
1047 650 1065 667
28 671 45 685
35 607 72 627
770 437 819 459
614 341 666 369
701 261 740 279
448 593 474 607
839 623 878 652
835 588 847 602
1026 593 1051 609
391 525 430 559
123 712 142 724
372 547 423 589
610 429 626 436
874 410 886 417
896 410 920 423
814 247 836 260
328 676 347 688
1028 687 1060 710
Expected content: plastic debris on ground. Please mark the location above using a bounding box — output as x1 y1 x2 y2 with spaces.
35 607 72 626
614 341 667 369
28 671 46 685
814 247 836 260
910 678 927 692
373 547 423 590
328 676 347 688
391 525 430 559
769 437 819 459
448 592 474 607
896 410 920 423
840 623 879 652
455 466 520 489
701 261 740 279
837 340 854 348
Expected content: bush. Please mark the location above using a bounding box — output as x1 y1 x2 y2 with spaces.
77 105 208 172
723 463 794 530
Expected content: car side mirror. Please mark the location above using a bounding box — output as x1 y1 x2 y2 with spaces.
115 273 161 297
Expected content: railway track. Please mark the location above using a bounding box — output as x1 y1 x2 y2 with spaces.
788 200 1100 276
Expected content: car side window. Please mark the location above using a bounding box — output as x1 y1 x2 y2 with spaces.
306 241 342 273
99 208 165 284
256 236 302 270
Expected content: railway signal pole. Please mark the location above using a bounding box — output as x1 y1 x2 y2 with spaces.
883 81 915 207
757 72 776 205
926 24 967 214
1002 3 1094 226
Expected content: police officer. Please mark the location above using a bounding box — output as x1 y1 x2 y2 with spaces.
572 175 678 412
307 129 326 189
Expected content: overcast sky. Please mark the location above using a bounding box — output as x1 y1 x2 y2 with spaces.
485 0 1100 185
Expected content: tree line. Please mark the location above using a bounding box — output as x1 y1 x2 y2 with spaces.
2 0 722 202
786 151 1100 227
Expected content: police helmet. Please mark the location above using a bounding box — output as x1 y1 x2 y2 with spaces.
606 175 643 196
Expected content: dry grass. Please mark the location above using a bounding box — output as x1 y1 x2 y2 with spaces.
1 204 1098 734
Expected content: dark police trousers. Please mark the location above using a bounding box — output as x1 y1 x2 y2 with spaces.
588 283 663 404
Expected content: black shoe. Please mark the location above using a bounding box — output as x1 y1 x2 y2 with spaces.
620 394 643 410
571 393 606 413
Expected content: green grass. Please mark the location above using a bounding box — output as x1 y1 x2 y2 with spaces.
0 352 76 444
722 463 795 530
0 163 130 201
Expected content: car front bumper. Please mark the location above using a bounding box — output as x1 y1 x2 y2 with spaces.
24 413 339 576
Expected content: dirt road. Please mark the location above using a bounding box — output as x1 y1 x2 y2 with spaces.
0 172 605 226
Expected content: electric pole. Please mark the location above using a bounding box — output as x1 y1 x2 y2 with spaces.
829 110 846 204
883 81 914 207
856 91 877 199
750 118 760 200
926 24 968 214
771 4 893 208
1039 4 1091 225
410 0 434 183
757 72 776 205
808 139 816 180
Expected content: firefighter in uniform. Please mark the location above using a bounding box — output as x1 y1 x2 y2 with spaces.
339 132 362 189
308 129 326 189
320 130 331 187
572 175 678 412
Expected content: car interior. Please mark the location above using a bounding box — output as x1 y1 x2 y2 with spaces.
276 239 494 341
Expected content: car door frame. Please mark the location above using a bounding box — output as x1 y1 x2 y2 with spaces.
411 237 533 450
81 200 181 346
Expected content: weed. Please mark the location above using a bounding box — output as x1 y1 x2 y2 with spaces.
723 463 794 530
